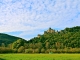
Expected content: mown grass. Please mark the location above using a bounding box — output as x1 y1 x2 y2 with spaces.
0 54 80 60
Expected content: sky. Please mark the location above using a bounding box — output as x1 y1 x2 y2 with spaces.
0 0 80 40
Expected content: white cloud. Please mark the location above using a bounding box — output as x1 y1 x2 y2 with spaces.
0 0 80 39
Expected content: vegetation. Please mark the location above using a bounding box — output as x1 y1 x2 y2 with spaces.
0 33 25 46
0 26 80 53
0 54 80 60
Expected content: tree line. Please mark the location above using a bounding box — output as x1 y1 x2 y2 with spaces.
0 26 80 53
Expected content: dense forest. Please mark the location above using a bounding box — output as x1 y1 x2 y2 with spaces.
0 33 25 46
0 26 80 53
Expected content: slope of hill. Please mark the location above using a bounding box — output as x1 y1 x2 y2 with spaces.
29 26 80 48
0 26 80 53
0 33 26 46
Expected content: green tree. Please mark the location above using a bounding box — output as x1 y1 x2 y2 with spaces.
41 48 45 53
12 39 24 49
45 42 50 49
1 43 5 47
18 46 25 53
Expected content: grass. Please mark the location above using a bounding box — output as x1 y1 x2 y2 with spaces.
0 54 80 60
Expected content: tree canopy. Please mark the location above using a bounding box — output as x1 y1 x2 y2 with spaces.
0 26 80 53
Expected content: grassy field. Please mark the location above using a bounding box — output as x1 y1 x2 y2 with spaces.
0 54 80 60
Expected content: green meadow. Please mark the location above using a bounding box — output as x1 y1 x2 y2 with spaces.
0 54 80 60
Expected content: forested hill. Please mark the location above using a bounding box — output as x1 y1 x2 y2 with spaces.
0 26 80 53
0 33 25 46
28 26 80 48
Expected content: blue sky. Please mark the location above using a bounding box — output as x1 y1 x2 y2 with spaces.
0 0 80 40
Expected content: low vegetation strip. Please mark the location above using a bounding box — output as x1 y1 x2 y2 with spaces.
0 54 80 60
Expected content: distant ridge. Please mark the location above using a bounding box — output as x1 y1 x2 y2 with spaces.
0 33 25 46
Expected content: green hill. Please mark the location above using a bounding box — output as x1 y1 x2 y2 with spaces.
28 26 80 48
0 26 80 53
0 33 25 46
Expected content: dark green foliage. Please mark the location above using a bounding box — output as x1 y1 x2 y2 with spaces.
0 33 26 46
12 39 25 49
26 26 80 53
29 26 80 48
0 58 6 60
0 26 80 53
0 47 12 53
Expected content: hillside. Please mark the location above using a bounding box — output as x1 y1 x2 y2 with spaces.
29 26 80 48
0 33 25 46
0 26 80 53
